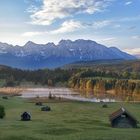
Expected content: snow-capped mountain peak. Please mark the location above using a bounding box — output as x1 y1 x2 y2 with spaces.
24 41 37 47
0 39 136 69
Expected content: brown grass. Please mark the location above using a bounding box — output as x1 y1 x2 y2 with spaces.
0 87 24 95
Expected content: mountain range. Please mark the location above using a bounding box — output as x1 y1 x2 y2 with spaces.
0 39 136 69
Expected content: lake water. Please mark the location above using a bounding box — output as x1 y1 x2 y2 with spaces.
21 88 116 102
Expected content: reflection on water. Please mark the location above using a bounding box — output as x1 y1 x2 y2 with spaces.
20 88 115 102
20 88 140 102
75 89 140 102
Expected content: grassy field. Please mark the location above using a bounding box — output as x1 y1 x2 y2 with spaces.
0 97 140 140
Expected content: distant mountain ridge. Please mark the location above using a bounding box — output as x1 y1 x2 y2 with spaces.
135 54 140 58
0 39 136 69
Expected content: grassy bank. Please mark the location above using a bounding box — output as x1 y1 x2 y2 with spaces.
0 97 140 140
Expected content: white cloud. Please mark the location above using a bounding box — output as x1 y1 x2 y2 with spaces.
124 48 140 55
22 19 117 36
84 19 122 30
26 5 38 13
22 20 82 36
101 37 116 41
92 20 112 29
113 24 121 28
24 0 42 4
118 16 140 22
132 35 140 40
29 0 114 25
98 37 117 45
125 1 132 5
50 20 83 34
22 31 47 37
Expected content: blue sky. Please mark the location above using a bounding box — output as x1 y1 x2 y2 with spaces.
0 0 140 55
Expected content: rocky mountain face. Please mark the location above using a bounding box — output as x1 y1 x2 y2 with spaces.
0 39 136 69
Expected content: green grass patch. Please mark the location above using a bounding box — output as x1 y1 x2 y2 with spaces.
0 97 140 140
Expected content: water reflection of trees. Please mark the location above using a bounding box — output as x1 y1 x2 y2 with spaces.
73 89 140 102
69 77 140 101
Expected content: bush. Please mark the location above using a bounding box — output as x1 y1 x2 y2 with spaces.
0 105 5 119
2 96 8 100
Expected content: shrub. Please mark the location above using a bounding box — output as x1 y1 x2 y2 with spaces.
2 96 8 100
0 105 5 119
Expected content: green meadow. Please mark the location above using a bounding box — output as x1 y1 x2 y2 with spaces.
0 97 140 140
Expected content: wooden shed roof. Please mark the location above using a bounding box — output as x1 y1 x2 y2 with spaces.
109 107 139 123
21 112 31 117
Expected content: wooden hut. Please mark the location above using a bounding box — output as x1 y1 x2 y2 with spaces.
21 112 31 121
41 106 51 112
102 104 108 108
109 107 139 128
35 102 43 106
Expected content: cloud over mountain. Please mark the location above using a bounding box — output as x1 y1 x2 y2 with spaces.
29 0 114 25
50 20 83 34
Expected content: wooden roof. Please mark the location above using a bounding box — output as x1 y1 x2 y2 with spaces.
109 107 139 123
21 112 31 116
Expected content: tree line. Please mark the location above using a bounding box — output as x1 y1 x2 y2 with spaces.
0 65 139 95
68 77 140 95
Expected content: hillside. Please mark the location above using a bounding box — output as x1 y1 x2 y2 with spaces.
63 59 140 73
